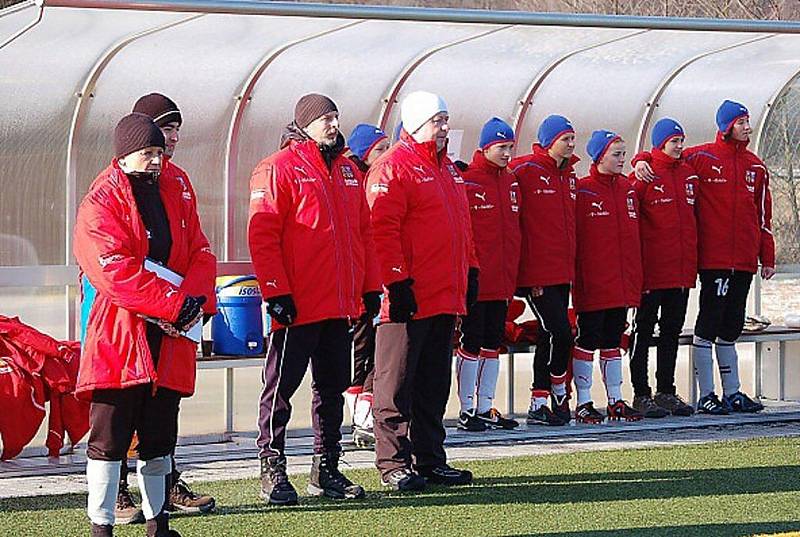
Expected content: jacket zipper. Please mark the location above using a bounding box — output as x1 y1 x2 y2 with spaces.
433 160 464 306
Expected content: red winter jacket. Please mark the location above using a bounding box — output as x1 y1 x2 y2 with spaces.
73 159 217 399
248 139 380 327
462 150 521 301
511 144 579 288
630 149 698 291
633 133 774 273
366 131 478 321
0 352 45 460
574 165 643 312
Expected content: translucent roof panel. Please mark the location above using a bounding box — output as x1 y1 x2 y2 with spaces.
232 19 500 260
0 6 186 265
651 34 800 150
0 2 36 46
382 25 636 163
72 13 346 260
518 29 764 176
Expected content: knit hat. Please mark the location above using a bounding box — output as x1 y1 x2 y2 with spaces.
537 115 574 149
348 124 388 160
716 100 749 134
400 91 448 135
651 118 685 149
132 93 182 127
294 93 338 129
114 113 165 160
586 129 622 163
479 117 515 149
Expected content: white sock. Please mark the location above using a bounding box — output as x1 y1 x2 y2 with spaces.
353 392 373 428
456 347 480 413
550 372 567 398
572 346 595 406
693 336 715 397
137 455 170 520
86 459 121 526
600 348 623 404
476 348 500 414
715 338 741 396
530 389 549 411
344 386 361 423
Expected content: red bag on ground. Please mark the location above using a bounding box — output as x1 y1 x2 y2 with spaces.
0 353 46 460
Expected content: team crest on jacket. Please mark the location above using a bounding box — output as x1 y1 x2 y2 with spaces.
510 184 519 212
447 164 464 183
745 170 756 192
175 176 192 201
627 192 638 219
341 165 359 187
685 182 696 205
0 357 10 374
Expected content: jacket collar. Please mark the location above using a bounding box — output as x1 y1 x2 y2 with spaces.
651 148 681 169
469 149 505 175
400 129 447 166
589 163 622 185
532 143 580 171
714 131 750 156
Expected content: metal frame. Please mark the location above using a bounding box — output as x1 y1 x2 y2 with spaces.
0 0 42 50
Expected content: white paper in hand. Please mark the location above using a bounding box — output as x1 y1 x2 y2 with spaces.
143 258 202 343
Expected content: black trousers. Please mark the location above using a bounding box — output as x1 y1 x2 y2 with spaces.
351 313 376 393
528 284 573 391
459 300 508 355
373 314 456 477
257 319 352 459
629 288 690 397
576 307 627 351
694 270 753 342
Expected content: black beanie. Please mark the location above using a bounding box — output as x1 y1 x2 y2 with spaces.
132 93 182 127
294 93 338 129
114 113 165 160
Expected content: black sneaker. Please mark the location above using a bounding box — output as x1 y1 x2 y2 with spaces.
723 391 764 413
381 468 426 491
91 524 113 537
145 511 181 537
575 401 604 424
416 464 473 486
632 395 668 418
526 405 566 426
476 408 519 429
550 393 572 423
352 425 375 448
654 392 694 416
607 400 644 422
115 481 144 525
697 392 729 415
457 410 487 432
307 451 365 500
259 456 298 506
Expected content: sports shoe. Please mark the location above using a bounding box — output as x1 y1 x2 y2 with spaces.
551 393 572 423
457 410 487 432
632 395 668 418
575 401 604 424
526 405 566 426
723 391 764 413
145 511 181 537
476 408 519 429
416 463 473 486
381 468 426 491
352 424 375 448
167 476 216 514
115 480 145 525
607 400 643 422
91 524 113 537
696 392 729 415
308 450 365 500
654 392 694 416
260 456 298 506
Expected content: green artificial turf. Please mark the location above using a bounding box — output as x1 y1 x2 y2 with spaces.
2 437 799 537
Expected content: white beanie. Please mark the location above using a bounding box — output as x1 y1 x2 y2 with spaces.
401 91 448 135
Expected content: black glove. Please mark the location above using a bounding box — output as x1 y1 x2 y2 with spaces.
466 268 480 309
362 291 382 319
266 294 297 326
173 295 207 332
387 279 417 323
514 287 531 298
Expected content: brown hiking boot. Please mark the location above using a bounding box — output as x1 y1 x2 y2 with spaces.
167 476 216 514
654 392 694 416
115 481 145 525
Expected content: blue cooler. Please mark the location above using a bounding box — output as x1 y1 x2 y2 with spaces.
211 275 264 355
80 274 97 345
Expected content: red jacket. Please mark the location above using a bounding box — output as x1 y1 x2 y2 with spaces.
366 131 478 321
462 150 521 301
248 139 380 327
574 165 643 312
633 134 774 273
630 149 698 291
73 159 217 399
510 144 579 288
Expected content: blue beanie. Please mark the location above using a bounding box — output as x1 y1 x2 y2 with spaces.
651 118 685 149
537 115 574 149
348 124 387 160
586 130 622 163
479 117 515 149
716 100 749 133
